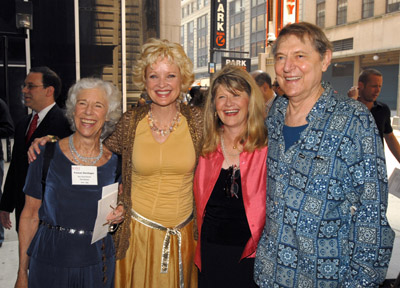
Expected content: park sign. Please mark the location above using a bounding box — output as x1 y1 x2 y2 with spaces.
221 57 251 72
211 0 227 49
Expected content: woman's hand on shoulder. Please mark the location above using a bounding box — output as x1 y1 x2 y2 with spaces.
27 135 55 163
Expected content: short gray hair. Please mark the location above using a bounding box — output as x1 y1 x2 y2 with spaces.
65 78 122 139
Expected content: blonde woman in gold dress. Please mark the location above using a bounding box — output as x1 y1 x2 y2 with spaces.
104 39 203 288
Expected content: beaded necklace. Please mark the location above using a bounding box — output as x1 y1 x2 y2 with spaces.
68 135 103 165
147 103 181 136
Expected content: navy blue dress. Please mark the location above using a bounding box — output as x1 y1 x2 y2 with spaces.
23 143 117 288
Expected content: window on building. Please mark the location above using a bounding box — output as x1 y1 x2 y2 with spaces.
186 4 192 16
180 25 184 46
332 62 353 77
197 14 208 68
204 0 209 6
252 0 265 5
316 1 325 28
250 0 266 58
187 21 194 63
387 0 400 12
362 0 374 18
230 22 244 39
332 38 353 52
337 0 347 25
182 7 185 18
229 0 245 56
230 0 243 14
197 0 202 10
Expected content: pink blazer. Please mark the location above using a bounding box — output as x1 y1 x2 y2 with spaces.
193 146 267 271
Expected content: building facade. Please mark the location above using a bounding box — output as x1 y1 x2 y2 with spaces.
181 0 400 113
301 0 400 112
1 0 181 116
180 0 271 87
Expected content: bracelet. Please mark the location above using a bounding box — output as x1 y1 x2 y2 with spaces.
108 223 120 233
47 135 59 143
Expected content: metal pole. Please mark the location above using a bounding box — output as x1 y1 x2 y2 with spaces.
74 0 81 80
3 36 9 106
121 0 127 112
2 36 12 162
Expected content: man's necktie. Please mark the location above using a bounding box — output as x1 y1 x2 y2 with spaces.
26 114 39 144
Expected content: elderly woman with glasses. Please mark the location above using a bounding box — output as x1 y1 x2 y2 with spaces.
193 65 268 287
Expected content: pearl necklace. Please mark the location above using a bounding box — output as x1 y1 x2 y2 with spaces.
220 133 241 167
69 135 103 165
147 103 181 137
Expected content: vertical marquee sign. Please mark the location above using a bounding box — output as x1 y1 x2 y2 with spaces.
282 0 298 27
211 0 227 49
276 0 299 37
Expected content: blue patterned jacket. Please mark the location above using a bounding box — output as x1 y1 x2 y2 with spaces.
254 82 395 288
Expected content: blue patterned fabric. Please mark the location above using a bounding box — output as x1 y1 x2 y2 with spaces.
254 82 395 287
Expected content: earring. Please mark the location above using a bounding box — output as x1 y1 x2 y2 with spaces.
214 111 217 118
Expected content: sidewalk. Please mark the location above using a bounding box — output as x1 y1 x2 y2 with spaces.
0 139 400 287
0 213 18 287
0 160 18 287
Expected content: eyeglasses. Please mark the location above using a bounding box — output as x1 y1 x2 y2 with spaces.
224 165 240 198
21 84 45 90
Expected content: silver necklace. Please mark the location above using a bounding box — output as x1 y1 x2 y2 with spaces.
220 133 241 167
69 135 103 165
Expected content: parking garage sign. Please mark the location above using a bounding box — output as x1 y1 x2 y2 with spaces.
211 0 227 49
222 57 251 72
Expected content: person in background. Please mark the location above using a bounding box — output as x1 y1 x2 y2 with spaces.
189 86 207 108
272 79 284 97
0 98 14 248
254 22 394 287
194 65 268 288
251 70 276 117
0 67 72 232
348 68 400 163
104 38 203 287
15 78 122 287
136 91 152 107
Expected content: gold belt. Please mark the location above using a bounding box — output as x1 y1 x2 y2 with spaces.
131 209 193 288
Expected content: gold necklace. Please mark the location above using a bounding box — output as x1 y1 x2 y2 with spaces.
147 103 181 136
220 133 241 167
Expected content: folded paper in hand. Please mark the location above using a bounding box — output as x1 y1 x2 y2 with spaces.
91 182 118 244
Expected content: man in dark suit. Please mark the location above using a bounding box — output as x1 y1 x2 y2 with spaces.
0 67 72 232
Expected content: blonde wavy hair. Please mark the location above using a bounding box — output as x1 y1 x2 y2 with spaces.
132 38 194 94
202 65 267 156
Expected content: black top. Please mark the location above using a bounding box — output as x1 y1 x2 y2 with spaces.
201 168 251 246
371 101 392 142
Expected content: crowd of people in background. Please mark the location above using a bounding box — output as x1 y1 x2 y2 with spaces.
0 21 397 288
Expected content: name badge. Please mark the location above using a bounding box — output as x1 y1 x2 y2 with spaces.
71 165 98 185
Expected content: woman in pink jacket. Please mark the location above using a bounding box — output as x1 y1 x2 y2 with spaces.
194 65 268 288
